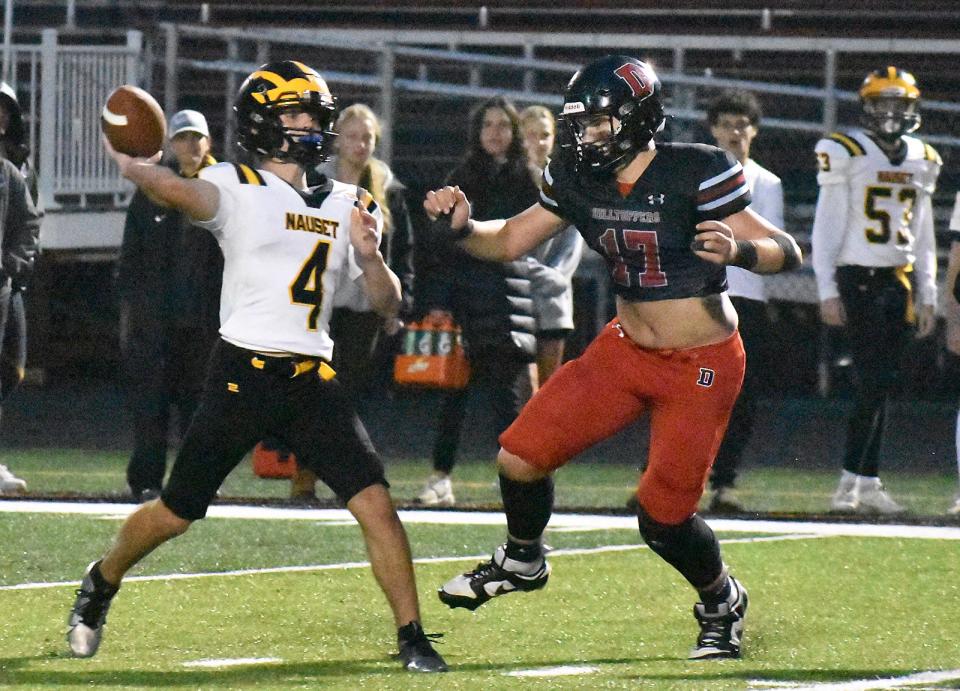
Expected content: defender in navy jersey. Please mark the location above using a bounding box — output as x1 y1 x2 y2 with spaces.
67 61 446 672
424 55 801 660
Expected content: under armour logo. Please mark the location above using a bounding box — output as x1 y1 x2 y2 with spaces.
696 368 715 387
647 194 665 205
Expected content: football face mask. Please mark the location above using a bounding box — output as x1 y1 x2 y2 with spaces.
862 95 920 141
858 66 921 141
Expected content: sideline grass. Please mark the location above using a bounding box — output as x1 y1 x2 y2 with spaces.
0 510 958 690
3 448 959 516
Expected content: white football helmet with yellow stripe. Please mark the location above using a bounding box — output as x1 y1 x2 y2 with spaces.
234 60 337 166
859 66 921 141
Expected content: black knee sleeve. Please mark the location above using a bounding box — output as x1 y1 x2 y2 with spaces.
636 506 724 590
500 473 553 542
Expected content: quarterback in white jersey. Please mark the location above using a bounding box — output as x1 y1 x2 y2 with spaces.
811 66 939 516
69 61 447 673
195 161 382 360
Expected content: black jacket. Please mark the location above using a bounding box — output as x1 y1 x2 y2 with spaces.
416 157 539 360
0 158 41 291
117 156 222 328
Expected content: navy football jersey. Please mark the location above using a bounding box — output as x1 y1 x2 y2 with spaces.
540 142 751 301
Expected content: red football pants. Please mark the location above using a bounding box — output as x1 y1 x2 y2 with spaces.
500 319 745 524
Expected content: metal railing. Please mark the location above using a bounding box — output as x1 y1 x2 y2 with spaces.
6 28 141 210
160 25 960 167
7 24 960 213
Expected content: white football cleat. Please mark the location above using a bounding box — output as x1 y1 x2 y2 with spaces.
947 495 960 516
855 476 905 515
830 471 858 513
67 561 118 658
438 544 550 610
416 474 455 506
0 464 26 494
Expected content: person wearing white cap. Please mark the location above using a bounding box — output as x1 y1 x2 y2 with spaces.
117 108 222 502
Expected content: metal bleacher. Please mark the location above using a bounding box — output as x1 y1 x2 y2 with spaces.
7 4 960 382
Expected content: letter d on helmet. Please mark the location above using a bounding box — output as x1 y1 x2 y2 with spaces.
558 54 666 179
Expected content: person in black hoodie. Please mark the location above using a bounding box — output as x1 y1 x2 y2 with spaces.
414 96 539 505
117 110 221 502
0 81 41 495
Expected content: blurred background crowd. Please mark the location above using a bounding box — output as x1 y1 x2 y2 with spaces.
1 0 959 516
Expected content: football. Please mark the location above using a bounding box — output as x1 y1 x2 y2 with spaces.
101 85 166 157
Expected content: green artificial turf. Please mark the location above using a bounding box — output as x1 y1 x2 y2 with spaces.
0 510 958 689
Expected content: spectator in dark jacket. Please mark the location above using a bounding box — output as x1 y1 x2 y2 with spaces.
117 110 221 502
0 81 41 495
414 96 540 506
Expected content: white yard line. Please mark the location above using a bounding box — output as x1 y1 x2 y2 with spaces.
3 499 960 539
2 499 958 592
749 668 960 690
1 533 821 592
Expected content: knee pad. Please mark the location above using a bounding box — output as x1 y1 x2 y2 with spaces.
636 505 723 590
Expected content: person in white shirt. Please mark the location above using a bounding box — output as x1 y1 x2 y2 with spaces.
66 61 446 673
812 66 939 515
704 90 785 513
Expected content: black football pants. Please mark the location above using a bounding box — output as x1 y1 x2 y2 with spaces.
161 339 386 520
836 265 912 477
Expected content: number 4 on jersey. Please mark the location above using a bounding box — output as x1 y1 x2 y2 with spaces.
290 239 332 331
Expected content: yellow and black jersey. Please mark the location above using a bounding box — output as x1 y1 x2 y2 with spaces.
193 162 383 359
812 128 940 305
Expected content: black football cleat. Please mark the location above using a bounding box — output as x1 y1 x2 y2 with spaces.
689 576 748 660
397 621 448 672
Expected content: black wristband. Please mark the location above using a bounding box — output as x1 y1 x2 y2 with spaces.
772 233 801 271
452 218 473 241
431 214 472 241
731 240 759 270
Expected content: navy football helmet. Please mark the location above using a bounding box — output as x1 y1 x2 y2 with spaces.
558 55 665 178
234 60 337 166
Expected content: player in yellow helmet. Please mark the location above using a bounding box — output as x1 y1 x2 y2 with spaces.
812 66 940 515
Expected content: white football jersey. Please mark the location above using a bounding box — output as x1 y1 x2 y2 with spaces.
814 129 940 268
193 162 382 360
